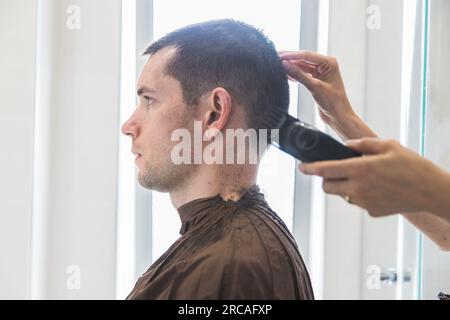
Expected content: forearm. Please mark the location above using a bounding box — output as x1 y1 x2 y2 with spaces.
403 211 450 251
394 157 450 250
330 104 450 243
327 106 378 141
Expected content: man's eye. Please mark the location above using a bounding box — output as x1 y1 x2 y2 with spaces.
143 96 154 106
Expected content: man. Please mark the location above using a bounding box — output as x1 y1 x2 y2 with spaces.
121 20 314 299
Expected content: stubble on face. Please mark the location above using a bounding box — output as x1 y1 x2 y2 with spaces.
137 105 199 193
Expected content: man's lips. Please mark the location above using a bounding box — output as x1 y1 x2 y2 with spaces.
132 149 142 161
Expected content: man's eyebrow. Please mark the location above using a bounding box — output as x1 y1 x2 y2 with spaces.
137 86 157 96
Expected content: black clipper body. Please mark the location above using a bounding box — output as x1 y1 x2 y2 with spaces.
264 110 361 163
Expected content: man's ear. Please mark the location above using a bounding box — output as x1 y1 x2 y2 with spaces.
203 87 232 133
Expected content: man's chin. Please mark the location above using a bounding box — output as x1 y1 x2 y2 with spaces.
137 171 169 192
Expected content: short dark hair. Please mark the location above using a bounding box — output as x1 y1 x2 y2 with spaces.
143 19 289 133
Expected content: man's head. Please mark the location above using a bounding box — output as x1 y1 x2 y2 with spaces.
121 19 289 192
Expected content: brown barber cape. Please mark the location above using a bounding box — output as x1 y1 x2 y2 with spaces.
127 185 314 300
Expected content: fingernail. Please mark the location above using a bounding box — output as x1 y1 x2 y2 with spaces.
299 163 308 172
345 139 358 146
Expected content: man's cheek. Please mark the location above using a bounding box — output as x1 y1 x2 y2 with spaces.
147 135 170 161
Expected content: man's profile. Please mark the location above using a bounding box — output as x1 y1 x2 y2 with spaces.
121 19 314 300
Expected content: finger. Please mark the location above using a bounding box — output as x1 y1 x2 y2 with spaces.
345 138 388 155
282 60 319 90
287 74 296 82
279 50 330 65
286 58 318 67
299 159 357 179
322 178 352 197
290 60 319 75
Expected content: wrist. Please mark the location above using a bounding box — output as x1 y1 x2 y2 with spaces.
427 166 450 222
330 107 357 129
328 109 377 140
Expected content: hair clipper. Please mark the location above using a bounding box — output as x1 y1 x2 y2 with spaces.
263 109 361 162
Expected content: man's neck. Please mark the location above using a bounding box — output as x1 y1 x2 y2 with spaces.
169 164 258 209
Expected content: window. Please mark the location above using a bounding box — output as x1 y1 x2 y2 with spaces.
151 0 302 261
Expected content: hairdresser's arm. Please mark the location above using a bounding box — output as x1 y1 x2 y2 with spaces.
280 50 450 250
403 212 450 251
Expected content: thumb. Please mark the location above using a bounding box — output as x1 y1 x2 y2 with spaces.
345 138 386 155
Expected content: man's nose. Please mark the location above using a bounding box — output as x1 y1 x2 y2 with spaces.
121 117 138 138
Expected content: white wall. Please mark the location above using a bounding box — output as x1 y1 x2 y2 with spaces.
0 0 122 299
323 0 420 299
359 0 406 300
323 0 367 299
0 0 37 299
33 0 121 299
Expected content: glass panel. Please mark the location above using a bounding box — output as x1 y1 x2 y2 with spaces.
420 0 450 300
